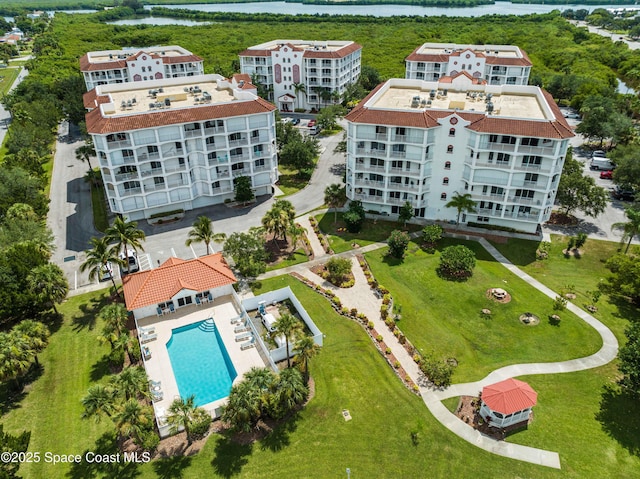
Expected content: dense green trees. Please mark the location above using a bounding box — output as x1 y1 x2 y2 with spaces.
167 395 212 446
222 228 269 277
556 154 608 218
610 144 640 190
0 425 30 479
618 321 640 396
233 176 254 204
600 253 640 305
324 183 347 223
0 321 50 390
325 256 352 286
612 207 640 254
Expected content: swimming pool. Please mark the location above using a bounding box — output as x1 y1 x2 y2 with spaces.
166 319 237 407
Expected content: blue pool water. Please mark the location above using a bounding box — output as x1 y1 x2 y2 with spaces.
166 319 237 407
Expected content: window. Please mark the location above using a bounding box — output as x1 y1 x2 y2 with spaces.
212 181 220 189
228 132 242 142
522 155 542 167
206 137 216 146
254 158 265 167
153 177 165 186
449 128 456 137
251 129 260 138
477 216 489 222
369 158 384 167
521 137 539 146
177 296 192 307
443 177 449 185
444 161 451 170
447 145 454 154
395 127 406 136
441 193 447 200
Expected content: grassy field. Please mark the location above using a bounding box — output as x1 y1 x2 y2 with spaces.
364 238 602 382
1 278 639 477
90 179 109 232
276 164 313 197
265 248 308 272
490 234 640 343
316 212 422 253
0 66 19 96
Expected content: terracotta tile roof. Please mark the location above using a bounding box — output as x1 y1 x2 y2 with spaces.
346 84 573 139
123 253 237 310
439 71 486 85
79 54 126 72
126 51 160 62
485 56 532 67
303 42 362 59
162 54 203 65
85 97 276 135
482 378 537 415
83 89 111 109
238 48 271 57
231 73 256 90
405 47 532 67
450 48 485 59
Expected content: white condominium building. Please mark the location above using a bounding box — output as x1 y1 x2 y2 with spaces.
405 43 532 86
80 46 204 91
345 75 573 234
239 39 362 112
84 74 278 221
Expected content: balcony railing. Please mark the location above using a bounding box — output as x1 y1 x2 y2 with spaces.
390 151 406 159
120 187 142 197
354 179 384 187
165 165 186 174
140 168 162 177
231 169 247 178
518 145 555 156
389 167 421 177
253 165 270 173
204 127 224 135
471 193 505 202
184 129 202 138
354 164 385 172
137 152 160 161
230 154 250 163
356 148 387 156
513 164 551 174
228 138 249 147
212 187 233 195
507 196 542 206
114 171 139 181
144 183 165 192
106 140 132 149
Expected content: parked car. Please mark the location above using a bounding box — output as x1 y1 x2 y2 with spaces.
592 150 607 158
307 119 316 127
564 111 581 120
600 170 613 180
99 262 114 281
590 158 615 170
119 249 139 274
291 117 300 125
613 186 636 201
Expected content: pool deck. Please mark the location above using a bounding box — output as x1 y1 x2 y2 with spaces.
137 294 267 424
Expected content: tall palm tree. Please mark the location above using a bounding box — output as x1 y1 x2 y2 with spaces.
445 192 477 226
612 206 640 254
287 223 306 252
245 367 275 392
274 199 296 242
81 384 117 422
98 304 128 346
324 183 347 223
293 335 320 383
75 141 96 175
110 366 149 401
113 398 154 447
292 82 307 110
271 367 308 418
0 331 33 390
26 263 69 314
80 236 123 298
185 215 226 255
273 313 302 368
13 320 50 367
105 216 146 274
167 395 198 445
221 380 262 433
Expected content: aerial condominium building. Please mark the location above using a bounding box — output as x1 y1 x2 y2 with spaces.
344 75 574 234
405 43 532 86
84 74 278 220
238 39 362 112
80 46 205 91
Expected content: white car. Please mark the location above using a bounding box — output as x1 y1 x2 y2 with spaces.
119 249 139 273
99 262 114 281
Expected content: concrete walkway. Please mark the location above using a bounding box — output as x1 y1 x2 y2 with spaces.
257 228 619 469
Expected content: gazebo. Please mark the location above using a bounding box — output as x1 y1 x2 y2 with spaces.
479 378 537 429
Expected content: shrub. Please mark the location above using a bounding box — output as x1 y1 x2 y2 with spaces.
413 354 422 364
326 256 352 285
382 294 391 305
553 295 568 311
376 334 383 342
367 321 375 330
378 285 389 295
575 232 588 249
420 354 456 388
385 347 392 355
341 279 355 288
394 360 401 369
380 306 389 320
437 245 476 281
385 317 395 329
343 211 363 233
332 297 341 308
190 408 213 438
341 307 350 315
387 230 410 258
358 312 367 320
567 236 576 252
398 333 406 345
393 328 400 337
422 224 444 248
140 431 160 452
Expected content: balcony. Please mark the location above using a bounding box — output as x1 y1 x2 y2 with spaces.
212 186 233 195
114 171 139 181
106 140 132 150
184 129 202 139
354 163 385 173
167 180 187 188
389 182 421 193
354 193 384 203
144 183 166 192
507 196 542 206
140 168 162 177
387 197 414 205
512 164 551 174
518 145 555 156
231 169 247 178
389 167 422 177
253 165 270 173
120 187 142 197
230 154 250 163
478 142 516 153
204 127 224 135
137 152 160 161
356 148 386 156
165 164 186 174
390 151 406 159
354 179 385 187
476 208 503 217
228 138 249 147
471 193 505 202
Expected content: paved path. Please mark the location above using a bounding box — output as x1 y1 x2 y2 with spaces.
258 230 619 469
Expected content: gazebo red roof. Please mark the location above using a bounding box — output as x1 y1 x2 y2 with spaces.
482 378 537 415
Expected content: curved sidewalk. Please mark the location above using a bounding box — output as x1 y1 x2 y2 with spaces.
418 237 618 469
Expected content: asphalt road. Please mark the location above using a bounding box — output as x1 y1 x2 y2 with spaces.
50 119 345 292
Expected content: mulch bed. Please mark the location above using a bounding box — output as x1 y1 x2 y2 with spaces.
454 395 532 440
547 212 579 226
264 231 313 267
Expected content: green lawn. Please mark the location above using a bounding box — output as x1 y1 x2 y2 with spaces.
90 179 109 232
265 249 309 272
364 238 602 382
0 67 19 96
490 234 640 343
277 162 315 197
2 279 639 477
316 212 422 253
1 290 113 479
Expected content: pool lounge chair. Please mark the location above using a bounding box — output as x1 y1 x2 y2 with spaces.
151 389 163 402
195 296 201 306
230 315 242 324
241 338 255 350
156 307 163 316
235 332 252 342
143 346 151 360
234 323 250 334
207 293 213 302
169 303 175 313
140 331 158 343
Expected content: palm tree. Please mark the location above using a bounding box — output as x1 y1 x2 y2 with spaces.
13 320 50 367
221 380 262 433
81 384 117 422
113 398 154 447
26 263 69 314
287 223 306 253
271 367 308 418
273 313 302 368
167 395 198 445
292 82 307 110
98 304 128 346
185 215 226 256
612 206 640 254
105 216 146 274
80 236 123 298
75 141 96 175
0 331 33 390
293 335 320 383
324 184 347 223
445 192 477 226
110 366 149 401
